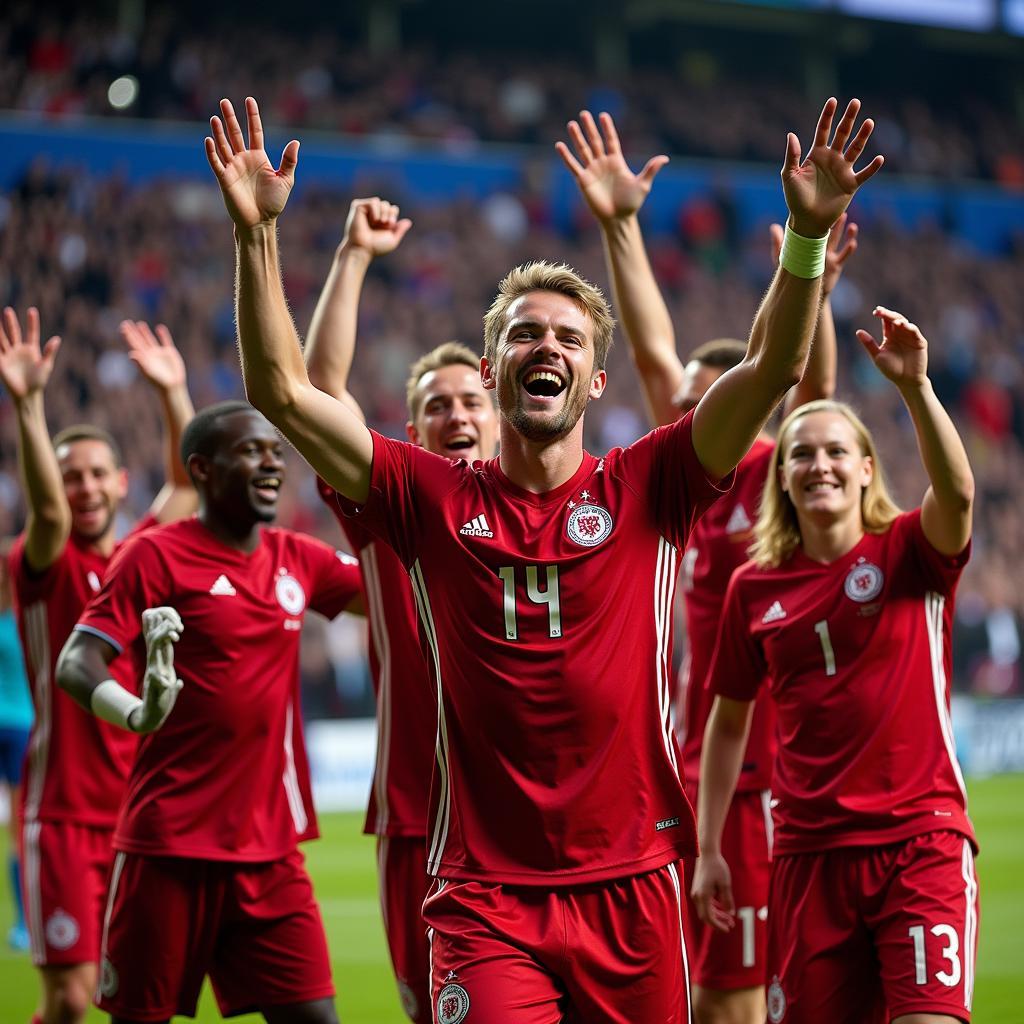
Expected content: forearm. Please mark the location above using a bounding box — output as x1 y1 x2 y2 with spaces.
15 392 70 558
696 698 752 854
785 294 836 414
601 216 682 428
305 243 371 403
157 382 196 489
55 633 116 713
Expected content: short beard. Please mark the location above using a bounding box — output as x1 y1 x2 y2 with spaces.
72 508 114 542
501 379 590 443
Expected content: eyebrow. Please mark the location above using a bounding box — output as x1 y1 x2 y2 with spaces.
506 318 588 339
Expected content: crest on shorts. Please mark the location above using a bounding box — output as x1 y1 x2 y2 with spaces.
100 957 119 998
437 981 471 1023
844 559 884 603
275 572 306 615
566 504 613 548
44 908 79 950
767 974 786 1023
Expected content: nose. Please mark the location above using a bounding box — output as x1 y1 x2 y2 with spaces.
810 448 831 473
532 329 560 359
448 400 469 425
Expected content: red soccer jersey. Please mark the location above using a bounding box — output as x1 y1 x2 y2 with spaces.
75 518 361 861
326 411 732 885
10 520 154 828
709 509 975 854
318 479 435 839
677 437 776 792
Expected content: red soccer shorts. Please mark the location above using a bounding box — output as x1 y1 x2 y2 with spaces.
684 785 772 990
97 847 334 1021
765 830 979 1024
22 819 114 966
378 836 432 1022
424 863 691 1024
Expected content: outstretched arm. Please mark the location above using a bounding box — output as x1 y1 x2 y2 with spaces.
556 111 679 428
0 307 69 571
693 98 883 480
773 212 858 414
305 197 411 420
857 307 973 555
205 97 374 502
120 320 197 522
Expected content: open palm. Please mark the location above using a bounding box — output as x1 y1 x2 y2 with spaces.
556 110 668 223
0 307 61 399
856 306 928 387
783 98 883 238
120 320 187 390
205 97 298 228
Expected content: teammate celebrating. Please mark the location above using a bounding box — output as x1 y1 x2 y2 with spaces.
0 308 195 1024
206 94 882 1020
693 308 978 1024
304 196 496 1023
56 401 363 1024
556 110 857 1024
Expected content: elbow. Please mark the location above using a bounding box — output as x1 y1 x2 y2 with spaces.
242 374 302 422
54 640 76 695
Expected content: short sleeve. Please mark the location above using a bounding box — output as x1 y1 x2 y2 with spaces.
301 537 363 619
892 509 970 597
9 533 63 601
614 410 735 549
75 535 170 655
706 568 767 703
326 430 461 568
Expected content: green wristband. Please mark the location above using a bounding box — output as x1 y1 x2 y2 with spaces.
780 224 828 279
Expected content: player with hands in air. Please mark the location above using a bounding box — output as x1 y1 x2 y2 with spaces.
692 307 977 1024
208 94 882 1022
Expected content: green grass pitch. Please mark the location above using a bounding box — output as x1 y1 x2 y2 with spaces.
1 774 1021 1022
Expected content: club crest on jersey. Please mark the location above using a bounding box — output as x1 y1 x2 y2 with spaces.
767 975 786 1022
45 908 79 950
275 573 306 616
437 981 470 1023
844 559 884 603
566 504 613 547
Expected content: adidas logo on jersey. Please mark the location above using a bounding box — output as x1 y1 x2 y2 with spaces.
459 513 494 538
726 503 752 534
762 600 787 623
209 574 237 596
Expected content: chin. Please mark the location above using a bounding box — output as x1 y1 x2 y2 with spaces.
254 505 278 524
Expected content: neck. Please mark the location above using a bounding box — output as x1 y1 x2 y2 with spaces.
198 508 263 553
83 530 117 559
496 418 586 494
797 509 864 564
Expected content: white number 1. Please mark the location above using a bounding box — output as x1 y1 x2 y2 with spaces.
909 923 962 987
814 620 836 676
499 565 561 640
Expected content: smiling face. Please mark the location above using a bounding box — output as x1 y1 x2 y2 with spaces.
190 410 286 526
56 439 128 543
779 410 873 526
673 360 727 415
407 363 497 462
481 290 606 443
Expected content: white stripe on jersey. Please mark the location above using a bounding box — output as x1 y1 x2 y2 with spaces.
654 538 680 771
23 601 50 823
666 861 693 1024
282 699 309 834
410 560 451 877
377 836 390 937
363 544 393 834
961 838 978 1009
101 850 127 963
23 820 44 963
925 592 969 806
760 788 775 857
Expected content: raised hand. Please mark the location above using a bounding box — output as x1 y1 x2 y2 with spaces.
132 606 185 734
205 97 299 229
782 98 883 238
771 212 858 297
555 110 668 223
120 320 187 391
342 197 412 257
0 306 61 400
856 306 929 388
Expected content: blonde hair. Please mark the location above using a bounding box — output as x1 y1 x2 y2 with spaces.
405 341 481 419
482 261 615 369
750 399 902 568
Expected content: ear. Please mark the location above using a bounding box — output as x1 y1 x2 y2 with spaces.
188 453 210 485
405 421 420 445
778 462 789 494
115 467 129 501
588 369 607 401
480 356 496 392
860 454 874 489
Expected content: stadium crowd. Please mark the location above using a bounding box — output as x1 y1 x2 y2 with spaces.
1 154 1021 703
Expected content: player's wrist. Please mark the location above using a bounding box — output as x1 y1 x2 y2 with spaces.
780 223 828 279
90 678 144 733
336 240 374 267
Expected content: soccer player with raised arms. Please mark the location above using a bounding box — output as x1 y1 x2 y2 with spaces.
555 110 857 1024
303 195 497 1022
206 94 882 1021
693 308 978 1024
